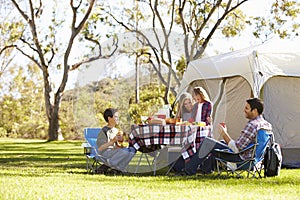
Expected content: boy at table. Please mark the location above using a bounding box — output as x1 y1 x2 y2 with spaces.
96 108 136 174
174 98 272 176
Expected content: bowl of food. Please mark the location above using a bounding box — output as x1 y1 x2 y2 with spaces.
166 118 176 124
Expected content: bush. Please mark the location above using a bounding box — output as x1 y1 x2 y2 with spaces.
0 127 7 138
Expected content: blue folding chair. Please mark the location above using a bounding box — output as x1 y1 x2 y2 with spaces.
82 127 107 174
214 129 272 178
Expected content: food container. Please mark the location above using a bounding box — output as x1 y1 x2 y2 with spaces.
166 118 176 124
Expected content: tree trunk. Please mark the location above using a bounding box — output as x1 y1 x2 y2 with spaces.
43 70 62 141
135 55 139 103
163 66 172 105
48 110 59 141
47 91 62 141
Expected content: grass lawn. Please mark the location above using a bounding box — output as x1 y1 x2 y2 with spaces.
0 138 299 200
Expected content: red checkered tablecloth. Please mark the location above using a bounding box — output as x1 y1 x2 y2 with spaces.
129 124 212 161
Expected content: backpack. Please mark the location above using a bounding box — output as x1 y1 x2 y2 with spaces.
264 142 282 177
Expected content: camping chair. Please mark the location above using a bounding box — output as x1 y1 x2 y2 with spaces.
214 129 272 178
82 127 107 174
134 145 161 175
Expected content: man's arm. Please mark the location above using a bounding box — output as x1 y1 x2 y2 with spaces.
98 138 117 152
97 128 117 152
219 124 239 153
219 124 232 144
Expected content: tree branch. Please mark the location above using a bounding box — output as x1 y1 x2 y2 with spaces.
11 0 30 22
59 0 96 94
193 0 249 60
20 37 39 54
0 45 15 56
15 46 42 69
84 36 102 56
69 37 118 71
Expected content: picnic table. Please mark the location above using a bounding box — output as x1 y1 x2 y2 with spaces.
129 124 212 161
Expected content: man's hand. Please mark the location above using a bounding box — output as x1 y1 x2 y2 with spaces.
219 123 227 136
110 136 118 144
218 123 232 144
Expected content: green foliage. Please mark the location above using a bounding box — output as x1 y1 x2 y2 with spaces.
0 21 24 43
128 84 175 124
59 77 176 138
0 127 7 137
175 56 187 79
0 64 47 139
0 67 177 140
250 0 300 39
59 99 78 140
222 9 246 37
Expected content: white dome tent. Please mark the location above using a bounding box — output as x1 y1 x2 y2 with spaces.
177 39 300 167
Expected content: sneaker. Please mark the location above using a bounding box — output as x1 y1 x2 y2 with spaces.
96 164 110 174
107 168 123 175
174 171 188 177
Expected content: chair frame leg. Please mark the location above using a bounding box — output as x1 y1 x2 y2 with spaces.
216 159 265 179
134 153 152 174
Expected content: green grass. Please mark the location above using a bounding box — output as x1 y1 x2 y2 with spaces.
0 138 299 200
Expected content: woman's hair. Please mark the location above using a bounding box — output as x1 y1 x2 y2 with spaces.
176 92 194 118
103 108 118 122
193 87 211 102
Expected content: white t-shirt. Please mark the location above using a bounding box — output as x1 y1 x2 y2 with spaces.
195 103 203 122
107 127 119 141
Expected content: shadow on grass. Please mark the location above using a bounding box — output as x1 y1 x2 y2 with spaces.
1 139 299 187
0 139 86 171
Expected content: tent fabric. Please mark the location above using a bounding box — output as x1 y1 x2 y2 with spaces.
177 39 300 167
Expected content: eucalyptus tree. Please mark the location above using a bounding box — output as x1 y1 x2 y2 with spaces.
104 0 299 104
1 0 117 140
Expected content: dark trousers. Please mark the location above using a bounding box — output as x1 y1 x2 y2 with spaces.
173 137 243 175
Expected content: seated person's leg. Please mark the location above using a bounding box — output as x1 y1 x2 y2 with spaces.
174 138 230 176
109 148 135 172
122 146 137 153
174 138 232 176
172 156 185 172
198 137 229 159
185 154 204 175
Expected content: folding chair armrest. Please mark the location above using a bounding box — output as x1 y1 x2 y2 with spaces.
82 142 93 155
82 142 91 148
239 143 256 153
90 146 107 159
214 148 235 155
214 143 256 155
